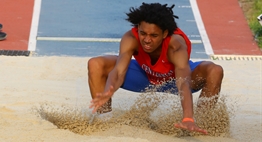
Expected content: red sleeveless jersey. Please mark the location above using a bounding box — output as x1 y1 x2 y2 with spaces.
131 27 191 84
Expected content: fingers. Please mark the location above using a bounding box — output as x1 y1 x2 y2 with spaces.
89 98 101 114
174 122 208 135
89 101 98 113
174 123 187 129
93 105 100 113
89 92 107 114
89 101 100 114
89 88 113 114
195 127 208 134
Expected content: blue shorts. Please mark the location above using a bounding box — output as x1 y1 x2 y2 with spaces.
120 60 202 94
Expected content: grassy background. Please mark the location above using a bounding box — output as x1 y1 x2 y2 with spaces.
238 0 262 49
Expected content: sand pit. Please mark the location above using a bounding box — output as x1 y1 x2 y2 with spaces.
36 93 233 137
0 56 261 142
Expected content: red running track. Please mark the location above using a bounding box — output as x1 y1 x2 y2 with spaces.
0 0 34 51
0 0 261 55
197 0 262 55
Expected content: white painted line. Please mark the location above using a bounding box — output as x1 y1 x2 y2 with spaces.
190 0 214 55
210 55 262 60
186 20 195 22
190 39 202 44
195 52 207 54
28 0 42 51
189 35 201 37
37 37 202 44
178 5 191 8
37 37 121 42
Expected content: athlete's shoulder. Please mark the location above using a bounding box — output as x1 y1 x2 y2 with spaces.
121 30 138 42
119 30 139 53
169 34 187 50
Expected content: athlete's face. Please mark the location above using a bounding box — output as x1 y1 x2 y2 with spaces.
138 21 168 53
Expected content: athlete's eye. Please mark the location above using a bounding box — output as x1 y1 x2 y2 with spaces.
151 34 158 37
140 32 146 35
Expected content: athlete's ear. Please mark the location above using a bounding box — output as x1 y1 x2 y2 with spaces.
163 30 168 39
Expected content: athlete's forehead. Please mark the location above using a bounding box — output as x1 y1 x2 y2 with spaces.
138 21 163 34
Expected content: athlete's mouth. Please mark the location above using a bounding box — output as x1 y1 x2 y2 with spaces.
143 45 151 50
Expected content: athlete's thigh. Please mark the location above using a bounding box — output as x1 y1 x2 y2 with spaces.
121 60 150 92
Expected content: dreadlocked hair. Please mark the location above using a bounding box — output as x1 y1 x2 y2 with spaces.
126 3 179 36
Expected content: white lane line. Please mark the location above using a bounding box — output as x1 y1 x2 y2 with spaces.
195 52 207 54
190 0 214 55
37 37 121 42
189 35 201 38
190 39 202 44
28 0 42 51
186 20 196 22
178 5 191 8
36 37 202 44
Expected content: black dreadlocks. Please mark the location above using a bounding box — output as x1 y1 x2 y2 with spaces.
126 3 179 36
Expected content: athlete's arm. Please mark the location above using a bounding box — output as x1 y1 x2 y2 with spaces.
168 34 207 134
90 30 138 113
104 30 138 93
168 34 193 118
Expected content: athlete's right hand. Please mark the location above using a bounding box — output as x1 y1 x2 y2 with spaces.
89 85 114 113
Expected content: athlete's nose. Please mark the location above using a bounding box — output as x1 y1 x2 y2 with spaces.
144 35 151 43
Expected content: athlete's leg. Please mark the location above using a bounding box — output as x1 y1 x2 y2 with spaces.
87 55 118 113
190 61 224 106
121 60 150 92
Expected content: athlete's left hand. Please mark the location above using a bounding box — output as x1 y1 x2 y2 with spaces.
174 121 208 134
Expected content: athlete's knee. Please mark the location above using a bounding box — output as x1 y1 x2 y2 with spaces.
88 57 105 76
207 63 224 80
